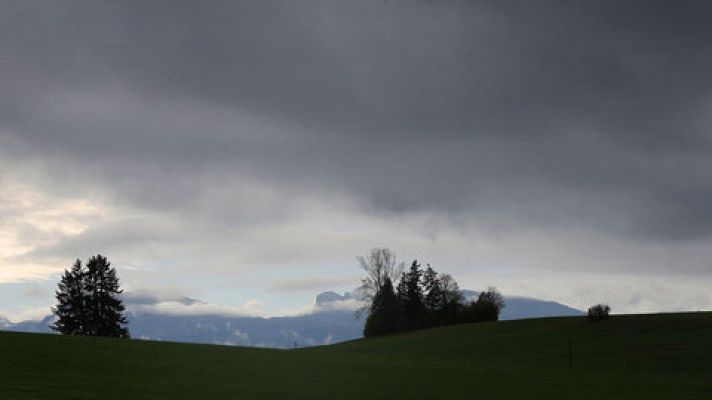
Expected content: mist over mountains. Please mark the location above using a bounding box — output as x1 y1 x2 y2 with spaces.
1 290 582 348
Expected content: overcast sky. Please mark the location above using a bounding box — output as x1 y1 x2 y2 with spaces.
2 0 711 321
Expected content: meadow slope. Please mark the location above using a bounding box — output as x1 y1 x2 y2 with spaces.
1 312 710 399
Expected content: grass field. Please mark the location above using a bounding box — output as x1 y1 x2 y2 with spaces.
1 312 711 399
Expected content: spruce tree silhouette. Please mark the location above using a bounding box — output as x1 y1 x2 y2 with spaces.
364 277 402 336
51 259 86 335
52 255 129 338
422 264 444 326
396 260 425 330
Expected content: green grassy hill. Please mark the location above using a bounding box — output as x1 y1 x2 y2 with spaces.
1 312 711 399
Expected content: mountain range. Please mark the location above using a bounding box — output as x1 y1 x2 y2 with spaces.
0 290 582 348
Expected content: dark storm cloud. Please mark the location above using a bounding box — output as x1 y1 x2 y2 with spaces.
2 0 712 241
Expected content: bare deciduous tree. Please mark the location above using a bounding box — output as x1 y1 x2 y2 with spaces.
440 274 464 306
357 248 404 315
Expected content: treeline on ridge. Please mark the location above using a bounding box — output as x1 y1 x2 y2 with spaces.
359 248 504 337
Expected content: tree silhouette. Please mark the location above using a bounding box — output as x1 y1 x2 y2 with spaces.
587 304 611 321
422 264 444 326
51 255 129 338
397 260 425 330
439 274 464 324
51 259 86 335
465 287 504 322
357 248 404 315
364 277 402 336
84 255 129 337
358 249 505 337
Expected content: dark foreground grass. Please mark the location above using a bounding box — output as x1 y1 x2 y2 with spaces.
1 312 711 399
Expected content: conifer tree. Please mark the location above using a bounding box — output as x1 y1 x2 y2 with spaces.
51 255 129 338
51 259 86 335
364 277 402 336
422 264 444 324
84 255 129 338
396 260 425 330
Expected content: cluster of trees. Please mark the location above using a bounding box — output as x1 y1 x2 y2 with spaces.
359 248 504 337
52 254 129 338
587 304 611 321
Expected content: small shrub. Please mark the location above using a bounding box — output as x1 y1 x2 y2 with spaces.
587 304 611 321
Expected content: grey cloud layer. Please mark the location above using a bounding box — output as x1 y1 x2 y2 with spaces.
2 0 712 245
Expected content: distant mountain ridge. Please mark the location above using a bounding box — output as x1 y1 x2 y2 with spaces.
0 290 582 348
